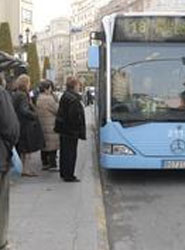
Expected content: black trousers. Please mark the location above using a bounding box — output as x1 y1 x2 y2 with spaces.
41 150 57 168
59 136 78 179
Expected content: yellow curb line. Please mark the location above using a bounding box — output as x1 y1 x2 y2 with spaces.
91 119 110 250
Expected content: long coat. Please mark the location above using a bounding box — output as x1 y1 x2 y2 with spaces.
37 93 59 151
55 90 86 140
13 90 45 153
0 86 20 171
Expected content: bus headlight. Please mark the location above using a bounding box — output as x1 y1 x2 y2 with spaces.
112 145 135 155
101 143 135 155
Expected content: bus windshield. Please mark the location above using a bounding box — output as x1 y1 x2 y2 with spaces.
111 43 185 125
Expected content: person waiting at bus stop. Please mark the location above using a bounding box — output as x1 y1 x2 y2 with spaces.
0 76 20 171
86 88 93 106
55 77 86 182
13 74 45 176
37 80 59 171
0 75 20 250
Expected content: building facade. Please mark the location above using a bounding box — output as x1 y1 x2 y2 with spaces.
0 0 34 46
20 0 34 41
70 0 94 75
37 17 71 86
144 0 185 12
70 0 112 77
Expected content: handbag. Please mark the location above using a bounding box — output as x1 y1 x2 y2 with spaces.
25 117 45 152
54 116 64 133
10 147 23 179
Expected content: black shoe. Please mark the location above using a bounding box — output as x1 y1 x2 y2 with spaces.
72 176 80 181
60 172 64 178
64 177 80 182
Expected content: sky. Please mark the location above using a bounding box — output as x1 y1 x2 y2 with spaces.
33 0 72 32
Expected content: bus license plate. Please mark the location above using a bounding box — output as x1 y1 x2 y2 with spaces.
163 161 185 169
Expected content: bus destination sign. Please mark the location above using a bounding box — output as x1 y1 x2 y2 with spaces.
114 16 185 42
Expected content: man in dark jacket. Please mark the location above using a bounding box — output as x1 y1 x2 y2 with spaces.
55 77 86 182
0 79 20 172
0 77 19 250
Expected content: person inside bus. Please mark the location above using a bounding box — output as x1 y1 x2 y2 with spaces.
111 70 139 114
112 70 132 104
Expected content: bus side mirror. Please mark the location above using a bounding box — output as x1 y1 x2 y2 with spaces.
90 31 103 46
88 46 99 69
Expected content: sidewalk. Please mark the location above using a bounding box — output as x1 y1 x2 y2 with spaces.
8 106 109 250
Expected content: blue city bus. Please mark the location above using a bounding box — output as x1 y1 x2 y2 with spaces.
88 12 185 169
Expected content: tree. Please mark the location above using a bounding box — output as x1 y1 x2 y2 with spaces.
84 74 95 86
42 56 51 78
0 22 13 55
27 42 40 87
78 72 95 87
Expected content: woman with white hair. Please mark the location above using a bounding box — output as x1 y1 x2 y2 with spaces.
13 74 45 176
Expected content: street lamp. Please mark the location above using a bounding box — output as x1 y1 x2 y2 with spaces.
18 34 24 60
18 28 32 62
25 28 30 44
18 34 23 46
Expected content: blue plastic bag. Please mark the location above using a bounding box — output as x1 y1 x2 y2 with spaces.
10 147 23 179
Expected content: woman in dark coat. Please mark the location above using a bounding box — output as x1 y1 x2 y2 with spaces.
13 74 45 176
55 77 86 182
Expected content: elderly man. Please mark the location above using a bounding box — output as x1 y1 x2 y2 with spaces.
55 77 86 182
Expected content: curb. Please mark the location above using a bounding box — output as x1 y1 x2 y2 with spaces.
89 107 110 250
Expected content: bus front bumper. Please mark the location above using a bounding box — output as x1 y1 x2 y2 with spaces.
100 154 185 170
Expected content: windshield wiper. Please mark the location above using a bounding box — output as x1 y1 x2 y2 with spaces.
118 57 182 70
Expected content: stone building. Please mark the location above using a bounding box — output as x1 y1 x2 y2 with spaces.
0 0 34 46
70 0 110 76
36 17 71 86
